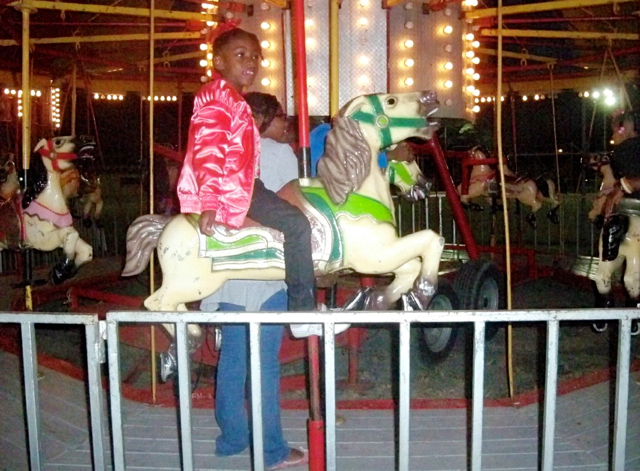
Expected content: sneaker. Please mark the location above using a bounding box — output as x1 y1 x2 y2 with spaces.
290 304 351 338
159 348 177 383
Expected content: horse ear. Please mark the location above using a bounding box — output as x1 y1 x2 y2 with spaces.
33 138 48 153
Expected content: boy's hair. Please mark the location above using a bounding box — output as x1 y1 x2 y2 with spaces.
212 27 260 56
245 92 281 134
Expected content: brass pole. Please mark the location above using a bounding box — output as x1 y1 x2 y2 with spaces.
329 0 339 116
149 0 157 404
466 0 637 19
71 64 77 136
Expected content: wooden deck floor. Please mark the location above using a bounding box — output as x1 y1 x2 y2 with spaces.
1 348 639 471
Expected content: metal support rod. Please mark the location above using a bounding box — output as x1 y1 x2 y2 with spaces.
541 320 559 470
471 320 486 471
249 322 265 471
324 323 337 471
176 322 194 470
398 320 411 471
292 0 310 177
612 318 632 471
21 322 42 470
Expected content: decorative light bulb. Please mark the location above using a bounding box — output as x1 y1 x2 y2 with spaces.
305 19 314 27
472 57 480 65
199 59 208 67
444 44 453 52
404 77 414 86
261 21 271 30
473 89 480 96
405 21 414 29
444 80 453 88
262 59 271 67
472 41 480 48
522 95 528 101
472 73 480 80
261 40 270 49
94 93 99 99
359 17 368 26
206 53 213 60
465 51 475 58
358 55 370 66
360 0 370 6
200 43 208 51
261 78 271 86
472 105 480 113
584 91 590 98
443 25 453 34
404 39 414 49
404 58 415 67
466 67 475 75
465 33 474 41
444 61 453 70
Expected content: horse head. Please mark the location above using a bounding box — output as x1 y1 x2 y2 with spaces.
33 135 96 172
582 152 611 173
386 141 431 201
318 91 439 205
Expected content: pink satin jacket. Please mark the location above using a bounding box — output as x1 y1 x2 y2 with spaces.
177 76 260 228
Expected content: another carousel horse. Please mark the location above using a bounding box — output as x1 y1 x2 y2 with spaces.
0 136 97 283
60 162 104 227
583 152 616 225
457 146 560 229
0 152 20 250
122 90 444 345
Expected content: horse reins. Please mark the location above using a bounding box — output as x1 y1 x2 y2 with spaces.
348 95 428 149
37 138 78 171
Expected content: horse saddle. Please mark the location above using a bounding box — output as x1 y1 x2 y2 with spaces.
197 181 395 273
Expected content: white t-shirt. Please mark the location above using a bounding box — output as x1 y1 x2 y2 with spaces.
200 137 299 312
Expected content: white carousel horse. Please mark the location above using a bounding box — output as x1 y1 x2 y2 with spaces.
0 152 20 250
457 146 560 228
0 136 97 283
122 90 444 342
584 153 640 316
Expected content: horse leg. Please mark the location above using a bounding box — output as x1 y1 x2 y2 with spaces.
51 229 92 284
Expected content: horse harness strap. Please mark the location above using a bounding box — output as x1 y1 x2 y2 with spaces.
349 95 427 149
38 139 78 171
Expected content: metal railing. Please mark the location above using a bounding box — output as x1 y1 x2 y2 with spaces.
2 307 637 471
0 312 107 470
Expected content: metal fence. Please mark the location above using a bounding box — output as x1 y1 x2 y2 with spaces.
2 307 637 471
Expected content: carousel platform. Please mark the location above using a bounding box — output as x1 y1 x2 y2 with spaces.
1 348 639 471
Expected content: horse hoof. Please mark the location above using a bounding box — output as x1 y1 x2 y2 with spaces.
159 349 177 383
51 259 78 285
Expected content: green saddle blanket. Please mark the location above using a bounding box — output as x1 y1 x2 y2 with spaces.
197 185 394 271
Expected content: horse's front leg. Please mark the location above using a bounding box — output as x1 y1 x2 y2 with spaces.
52 228 93 284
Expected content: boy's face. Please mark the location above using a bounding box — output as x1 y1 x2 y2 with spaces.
214 36 261 91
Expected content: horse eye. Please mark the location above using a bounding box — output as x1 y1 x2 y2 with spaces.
386 97 397 107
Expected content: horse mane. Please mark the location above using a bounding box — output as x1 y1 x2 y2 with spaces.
21 152 48 209
317 115 371 205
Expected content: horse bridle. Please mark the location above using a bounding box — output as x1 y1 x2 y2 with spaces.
37 138 78 171
348 95 428 149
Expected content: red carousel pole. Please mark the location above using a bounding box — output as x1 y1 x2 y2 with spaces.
291 0 324 469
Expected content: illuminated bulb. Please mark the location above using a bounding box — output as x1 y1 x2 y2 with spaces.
444 61 453 70
404 39 414 49
501 96 505 101
307 76 316 86
584 91 590 98
261 78 271 86
358 75 371 86
443 25 453 34
404 1 413 9
480 97 485 103
534 94 540 100
94 93 99 99
472 57 480 65
119 95 124 100
201 75 209 83
360 0 370 6
559 149 564 153
206 21 215 27
18 112 23 117
603 89 613 97
261 40 271 49
404 77 414 87
3 89 8 94
36 91 42 97
472 105 480 113
444 80 453 88
201 2 214 9
466 67 475 75
466 85 475 92
107 95 112 100
593 91 600 99
610 139 615 145
473 73 480 80
404 58 415 67
206 70 212 77
473 89 480 96
465 51 475 58
17 105 22 110
472 41 480 48
305 19 314 27
200 43 208 51
154 96 159 101
199 59 208 67
308 94 318 106
262 59 271 67
358 55 370 66
605 96 616 106
18 90 22 96
306 38 316 48
359 17 368 26
260 2 270 10
30 90 35 96
206 53 213 61
522 95 528 101
261 21 271 30
147 96 151 100
465 33 474 41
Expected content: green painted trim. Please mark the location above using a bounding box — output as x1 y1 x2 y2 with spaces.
206 233 263 251
301 186 394 225
388 161 412 186
213 247 284 265
301 191 343 262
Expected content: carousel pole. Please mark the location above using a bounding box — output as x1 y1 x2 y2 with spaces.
71 64 77 136
494 0 515 398
16 0 36 311
291 0 324 468
148 0 157 403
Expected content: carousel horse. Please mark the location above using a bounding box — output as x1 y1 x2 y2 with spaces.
457 146 560 229
0 152 20 250
60 162 104 227
0 136 97 283
122 90 444 344
584 152 640 328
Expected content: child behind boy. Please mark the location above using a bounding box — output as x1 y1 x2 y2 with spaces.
176 27 316 313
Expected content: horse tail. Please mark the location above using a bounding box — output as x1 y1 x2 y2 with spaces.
122 214 172 276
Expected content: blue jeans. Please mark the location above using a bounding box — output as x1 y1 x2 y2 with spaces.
214 290 289 468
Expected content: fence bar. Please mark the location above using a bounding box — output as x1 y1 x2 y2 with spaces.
324 322 338 471
21 322 42 471
398 320 411 471
612 317 632 471
249 321 265 471
471 320 486 471
85 321 107 470
107 318 126 471
541 319 559 471
176 322 194 470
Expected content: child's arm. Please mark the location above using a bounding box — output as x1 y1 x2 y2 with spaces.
199 209 218 236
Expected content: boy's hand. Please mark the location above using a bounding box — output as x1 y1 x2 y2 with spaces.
199 209 218 236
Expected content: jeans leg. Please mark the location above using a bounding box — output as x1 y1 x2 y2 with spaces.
247 180 316 311
215 305 250 456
